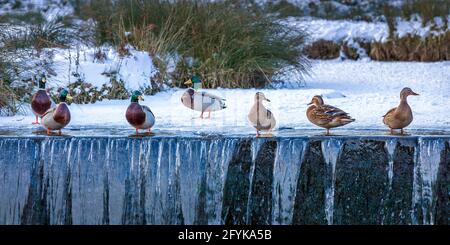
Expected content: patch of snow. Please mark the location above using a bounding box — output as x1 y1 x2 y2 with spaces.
285 16 450 44
48 45 157 91
285 17 389 43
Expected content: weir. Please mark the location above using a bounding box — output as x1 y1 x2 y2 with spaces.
0 135 448 225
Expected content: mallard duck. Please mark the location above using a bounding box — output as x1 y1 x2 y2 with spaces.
126 91 155 135
306 95 355 135
383 87 419 135
248 92 276 136
31 74 53 124
41 89 72 135
181 75 226 119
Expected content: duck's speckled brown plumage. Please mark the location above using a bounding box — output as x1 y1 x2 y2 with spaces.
31 90 52 116
126 102 146 127
306 95 354 133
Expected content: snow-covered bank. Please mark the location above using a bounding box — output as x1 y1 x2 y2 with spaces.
1 60 449 134
49 46 159 91
286 16 450 43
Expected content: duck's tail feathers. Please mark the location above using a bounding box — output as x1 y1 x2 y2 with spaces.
340 117 355 124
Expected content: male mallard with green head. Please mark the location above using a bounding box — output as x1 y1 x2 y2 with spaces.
126 91 155 135
41 89 72 135
306 95 355 135
383 87 419 135
248 92 276 136
181 75 226 119
31 74 53 124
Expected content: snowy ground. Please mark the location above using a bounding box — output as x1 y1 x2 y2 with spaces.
285 16 450 44
1 60 449 135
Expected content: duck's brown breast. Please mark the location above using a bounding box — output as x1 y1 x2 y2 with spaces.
53 103 71 125
31 90 52 115
126 103 146 127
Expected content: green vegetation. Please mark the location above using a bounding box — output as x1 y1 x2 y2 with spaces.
78 0 310 88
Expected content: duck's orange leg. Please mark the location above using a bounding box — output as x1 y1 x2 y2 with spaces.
47 129 51 135
135 128 139 135
200 111 204 119
400 128 404 135
390 128 394 135
326 128 330 135
32 116 39 124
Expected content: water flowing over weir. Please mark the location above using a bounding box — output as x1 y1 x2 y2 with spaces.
0 136 448 225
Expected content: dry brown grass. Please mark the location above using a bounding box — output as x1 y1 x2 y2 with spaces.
304 40 340 59
370 32 450 61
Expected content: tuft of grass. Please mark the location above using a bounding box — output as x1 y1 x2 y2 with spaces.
0 79 21 116
78 0 310 88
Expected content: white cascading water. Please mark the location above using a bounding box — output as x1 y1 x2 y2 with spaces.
0 136 446 225
321 138 344 225
246 138 266 224
384 139 397 187
411 138 445 225
205 138 237 224
271 138 307 225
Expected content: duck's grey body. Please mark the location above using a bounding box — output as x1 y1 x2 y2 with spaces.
181 88 226 112
139 105 156 129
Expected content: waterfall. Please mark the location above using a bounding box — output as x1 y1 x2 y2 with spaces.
271 138 307 225
205 138 237 224
246 138 266 223
384 139 397 187
0 136 447 225
321 138 344 225
0 137 240 225
412 138 445 225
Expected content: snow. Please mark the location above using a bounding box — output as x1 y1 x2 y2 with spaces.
0 0 73 21
48 46 157 91
285 16 450 43
1 60 449 135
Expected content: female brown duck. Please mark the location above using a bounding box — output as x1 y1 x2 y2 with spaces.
383 87 419 134
306 95 355 135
